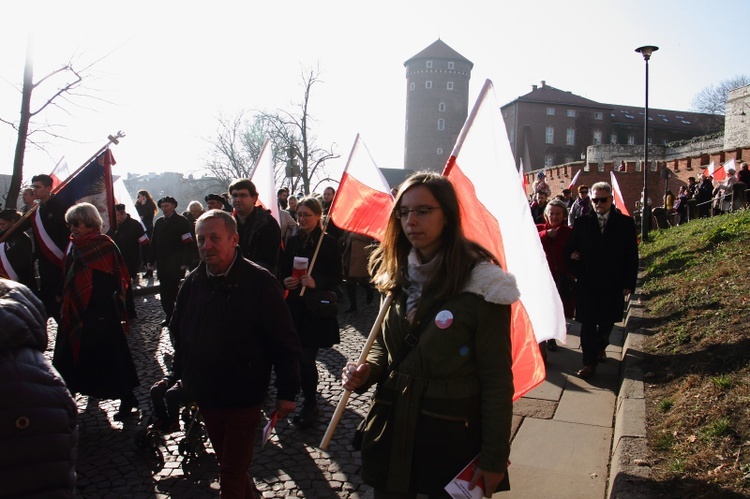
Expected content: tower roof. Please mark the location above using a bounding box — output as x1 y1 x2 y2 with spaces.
404 39 473 68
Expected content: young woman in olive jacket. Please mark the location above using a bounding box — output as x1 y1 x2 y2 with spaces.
342 172 517 498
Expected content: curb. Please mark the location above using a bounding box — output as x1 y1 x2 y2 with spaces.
608 283 654 498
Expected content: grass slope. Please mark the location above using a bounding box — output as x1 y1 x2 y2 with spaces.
638 210 750 497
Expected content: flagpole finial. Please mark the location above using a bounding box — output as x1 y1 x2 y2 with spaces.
108 131 126 145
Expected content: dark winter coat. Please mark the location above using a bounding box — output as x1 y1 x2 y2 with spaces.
565 209 638 325
280 227 342 348
170 250 301 409
0 279 78 498
236 206 281 275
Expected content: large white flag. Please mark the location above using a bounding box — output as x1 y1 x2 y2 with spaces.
610 171 630 216
249 138 281 226
444 79 564 400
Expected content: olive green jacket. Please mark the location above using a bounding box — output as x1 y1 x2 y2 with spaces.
361 262 518 493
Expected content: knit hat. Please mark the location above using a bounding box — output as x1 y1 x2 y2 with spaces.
157 196 178 208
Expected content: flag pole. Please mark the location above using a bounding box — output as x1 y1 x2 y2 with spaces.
0 131 125 245
319 292 394 450
299 138 356 297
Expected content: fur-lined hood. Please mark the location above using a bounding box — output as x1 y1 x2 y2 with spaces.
460 261 520 305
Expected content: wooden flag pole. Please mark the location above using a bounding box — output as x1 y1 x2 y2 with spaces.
0 131 125 245
319 292 394 450
298 213 331 298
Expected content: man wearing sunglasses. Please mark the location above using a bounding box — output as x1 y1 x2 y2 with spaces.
565 182 638 379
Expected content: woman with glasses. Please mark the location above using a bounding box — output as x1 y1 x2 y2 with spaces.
280 196 342 429
341 171 516 498
53 202 140 420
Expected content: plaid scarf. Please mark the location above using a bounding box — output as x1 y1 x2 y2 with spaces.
61 232 130 363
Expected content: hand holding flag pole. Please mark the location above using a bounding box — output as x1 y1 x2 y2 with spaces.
319 292 394 450
0 131 126 245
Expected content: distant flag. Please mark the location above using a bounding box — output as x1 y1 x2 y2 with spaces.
34 149 117 267
444 79 562 400
49 157 70 190
249 138 281 226
518 159 529 192
328 134 394 241
705 161 716 179
610 171 630 216
568 169 582 190
712 159 728 182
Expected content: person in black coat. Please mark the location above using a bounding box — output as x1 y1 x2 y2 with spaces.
281 196 342 428
112 204 148 319
229 179 282 276
147 197 194 327
565 182 638 379
0 278 78 497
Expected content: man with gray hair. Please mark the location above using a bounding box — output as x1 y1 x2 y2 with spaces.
169 209 300 497
565 182 638 379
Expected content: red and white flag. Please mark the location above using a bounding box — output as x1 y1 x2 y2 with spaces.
328 134 394 241
49 157 70 190
444 79 562 400
711 159 728 182
113 177 149 244
249 138 281 226
610 171 630 216
569 169 582 190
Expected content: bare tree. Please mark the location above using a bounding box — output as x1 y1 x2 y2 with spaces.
2 36 98 208
204 111 258 186
691 75 750 115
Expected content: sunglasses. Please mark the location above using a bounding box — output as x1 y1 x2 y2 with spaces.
592 197 610 204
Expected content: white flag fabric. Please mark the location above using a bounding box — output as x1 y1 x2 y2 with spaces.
444 79 564 400
249 138 281 226
568 169 581 190
610 171 630 216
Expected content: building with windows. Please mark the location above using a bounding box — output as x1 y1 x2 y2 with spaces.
502 81 723 172
403 39 473 172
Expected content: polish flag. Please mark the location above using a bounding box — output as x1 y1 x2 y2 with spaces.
444 79 561 400
568 169 582 190
328 134 394 241
610 171 630 216
49 157 70 190
249 138 281 225
711 160 728 182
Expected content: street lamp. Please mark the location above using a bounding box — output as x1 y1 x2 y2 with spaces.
636 45 658 241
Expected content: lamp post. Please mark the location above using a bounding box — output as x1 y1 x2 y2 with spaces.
635 45 658 241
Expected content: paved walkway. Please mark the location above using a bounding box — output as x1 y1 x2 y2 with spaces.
42 276 626 498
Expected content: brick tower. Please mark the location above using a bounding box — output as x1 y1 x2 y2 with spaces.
403 39 473 172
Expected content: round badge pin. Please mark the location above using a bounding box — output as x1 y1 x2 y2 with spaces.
435 310 454 329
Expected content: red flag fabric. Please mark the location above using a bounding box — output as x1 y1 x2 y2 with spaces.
568 169 581 190
444 79 562 400
712 160 727 182
328 134 394 241
610 171 630 216
49 157 70 190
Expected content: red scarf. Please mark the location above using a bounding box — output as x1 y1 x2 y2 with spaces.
61 232 130 362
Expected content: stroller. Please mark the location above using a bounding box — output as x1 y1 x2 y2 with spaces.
134 379 209 470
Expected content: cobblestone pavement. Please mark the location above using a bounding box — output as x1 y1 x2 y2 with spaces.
43 277 379 498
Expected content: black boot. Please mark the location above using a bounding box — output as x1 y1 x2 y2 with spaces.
114 392 139 421
345 281 357 313
293 403 319 429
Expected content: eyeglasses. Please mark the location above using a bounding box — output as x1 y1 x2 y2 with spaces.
395 206 441 219
579 190 588 194
592 197 610 204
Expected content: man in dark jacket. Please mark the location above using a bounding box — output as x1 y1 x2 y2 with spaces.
169 209 300 498
147 196 193 327
565 181 638 379
112 204 148 319
0 278 78 497
229 179 281 275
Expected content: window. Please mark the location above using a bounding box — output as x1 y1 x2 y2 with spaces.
593 130 602 145
437 147 443 155
439 102 446 112
598 162 605 173
426 60 433 69
647 137 652 145
610 133 618 144
628 135 635 145
437 119 445 131
448 61 455 70
546 107 555 116
447 82 454 90
545 154 554 167
425 81 432 89
650 161 657 171
410 82 415 91
566 128 575 146
636 161 642 172
594 112 603 120
567 109 576 117
545 126 554 144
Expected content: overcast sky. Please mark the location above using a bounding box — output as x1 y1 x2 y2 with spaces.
1 0 748 190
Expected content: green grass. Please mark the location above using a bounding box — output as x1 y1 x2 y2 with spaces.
699 418 731 441
711 375 733 390
658 399 674 412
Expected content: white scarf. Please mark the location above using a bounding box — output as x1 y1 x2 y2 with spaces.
403 248 442 323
